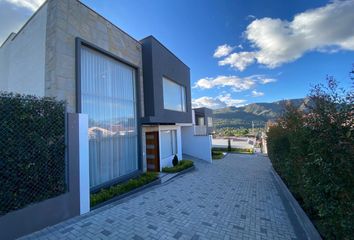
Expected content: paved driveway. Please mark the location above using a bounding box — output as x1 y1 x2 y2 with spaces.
23 154 298 240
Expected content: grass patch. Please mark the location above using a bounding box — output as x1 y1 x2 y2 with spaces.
162 160 194 173
212 147 254 154
90 172 158 207
212 150 224 160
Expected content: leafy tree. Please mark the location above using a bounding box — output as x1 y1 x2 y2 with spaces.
267 69 354 239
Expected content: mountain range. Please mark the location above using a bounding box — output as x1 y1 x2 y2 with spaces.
213 98 308 129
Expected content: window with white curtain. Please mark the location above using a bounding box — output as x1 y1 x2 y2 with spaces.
80 46 138 188
197 117 205 126
207 117 213 127
160 130 177 158
163 77 186 112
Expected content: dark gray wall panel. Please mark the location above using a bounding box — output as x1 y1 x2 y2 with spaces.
141 36 192 124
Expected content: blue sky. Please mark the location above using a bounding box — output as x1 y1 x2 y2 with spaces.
1 0 353 108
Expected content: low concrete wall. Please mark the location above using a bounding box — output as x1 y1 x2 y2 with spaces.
0 113 89 239
181 126 212 163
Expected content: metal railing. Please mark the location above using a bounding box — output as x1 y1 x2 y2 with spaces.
194 125 207 136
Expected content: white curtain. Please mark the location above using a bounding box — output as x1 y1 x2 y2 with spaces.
81 46 138 188
162 77 186 112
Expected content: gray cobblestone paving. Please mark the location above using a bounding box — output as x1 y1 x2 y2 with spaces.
21 154 298 240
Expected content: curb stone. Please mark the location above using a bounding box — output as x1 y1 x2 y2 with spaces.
270 167 322 240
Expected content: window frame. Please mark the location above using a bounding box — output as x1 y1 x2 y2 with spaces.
160 130 177 159
162 76 187 112
75 37 143 191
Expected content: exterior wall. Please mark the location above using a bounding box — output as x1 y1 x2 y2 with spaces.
140 36 192 124
158 125 183 169
181 126 212 163
44 0 144 115
0 113 88 240
194 107 213 134
0 3 47 96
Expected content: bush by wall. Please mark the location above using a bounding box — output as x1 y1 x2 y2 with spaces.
267 76 354 239
90 172 158 207
162 160 194 173
0 92 66 215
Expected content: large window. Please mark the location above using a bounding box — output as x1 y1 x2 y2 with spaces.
163 77 186 112
80 46 138 188
160 130 177 158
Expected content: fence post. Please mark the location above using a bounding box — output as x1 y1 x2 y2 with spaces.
78 114 90 214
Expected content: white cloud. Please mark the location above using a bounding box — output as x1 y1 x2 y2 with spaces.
193 75 256 92
251 90 264 97
193 74 276 92
192 96 226 109
192 94 246 109
213 44 234 58
246 15 256 20
217 93 247 106
217 0 354 71
260 78 276 84
3 0 44 11
218 52 256 71
248 74 277 84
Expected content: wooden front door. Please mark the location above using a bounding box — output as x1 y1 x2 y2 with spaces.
146 131 160 172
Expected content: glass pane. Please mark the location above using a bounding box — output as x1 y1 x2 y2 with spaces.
171 130 177 154
197 117 205 126
160 130 177 159
163 77 186 112
81 46 138 188
160 130 173 158
208 117 213 127
181 86 186 112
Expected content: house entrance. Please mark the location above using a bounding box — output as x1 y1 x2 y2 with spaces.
146 131 160 172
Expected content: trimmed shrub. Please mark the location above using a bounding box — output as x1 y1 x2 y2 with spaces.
212 150 224 160
267 75 354 239
212 147 254 154
172 154 179 166
162 160 194 173
90 172 158 207
0 92 66 215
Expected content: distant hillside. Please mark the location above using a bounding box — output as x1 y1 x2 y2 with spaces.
213 98 308 129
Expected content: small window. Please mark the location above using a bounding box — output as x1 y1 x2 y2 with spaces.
197 117 205 126
163 77 186 112
207 117 213 127
160 130 177 158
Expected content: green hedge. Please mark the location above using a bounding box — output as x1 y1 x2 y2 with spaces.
267 77 354 239
212 147 254 154
91 172 158 207
162 160 194 173
212 150 224 160
0 92 66 215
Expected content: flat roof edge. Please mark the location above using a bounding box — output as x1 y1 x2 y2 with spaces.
140 35 190 70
